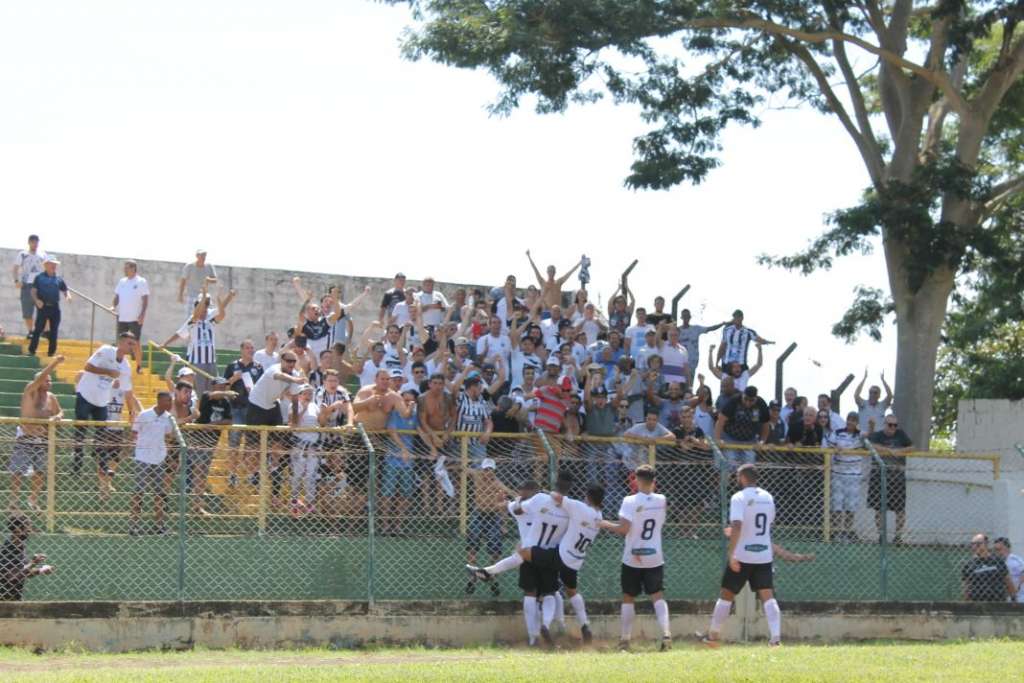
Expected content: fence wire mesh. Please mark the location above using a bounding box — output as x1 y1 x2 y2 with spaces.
0 418 1005 603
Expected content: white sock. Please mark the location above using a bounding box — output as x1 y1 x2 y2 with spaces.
523 596 539 641
620 602 635 641
555 591 566 626
709 598 732 636
569 593 588 626
541 595 556 628
653 599 671 637
485 553 523 575
764 598 781 642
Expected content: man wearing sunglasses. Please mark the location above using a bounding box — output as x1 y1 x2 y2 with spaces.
962 534 1017 602
867 416 912 544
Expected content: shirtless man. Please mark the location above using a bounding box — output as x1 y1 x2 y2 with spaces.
526 250 584 310
11 355 64 510
417 372 456 514
466 458 514 596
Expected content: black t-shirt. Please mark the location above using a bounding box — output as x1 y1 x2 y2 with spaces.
787 420 822 447
868 428 913 469
646 312 673 328
491 409 520 434
720 395 770 442
961 555 1008 601
223 359 263 408
197 394 232 424
380 288 405 316
0 539 27 601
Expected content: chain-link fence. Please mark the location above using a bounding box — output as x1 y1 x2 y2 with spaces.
0 418 1003 602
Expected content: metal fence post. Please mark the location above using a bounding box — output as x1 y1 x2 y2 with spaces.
358 424 377 606
822 449 832 542
257 429 269 535
830 373 855 413
773 342 797 404
535 429 557 488
459 435 469 537
707 436 730 560
170 417 189 603
867 441 888 600
670 285 691 322
46 420 57 533
647 443 657 467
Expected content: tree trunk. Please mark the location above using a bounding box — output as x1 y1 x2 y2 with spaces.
890 266 955 450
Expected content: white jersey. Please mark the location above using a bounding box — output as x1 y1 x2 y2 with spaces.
619 491 667 568
558 497 603 571
521 492 570 550
509 499 533 547
730 486 776 564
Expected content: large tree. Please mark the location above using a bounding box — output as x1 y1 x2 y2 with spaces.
386 1 1024 448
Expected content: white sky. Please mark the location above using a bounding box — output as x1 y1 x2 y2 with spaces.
0 0 896 406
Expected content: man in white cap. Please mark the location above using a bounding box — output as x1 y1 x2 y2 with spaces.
27 257 70 357
177 249 217 314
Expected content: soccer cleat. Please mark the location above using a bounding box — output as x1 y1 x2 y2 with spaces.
617 639 630 652
768 639 782 648
660 635 672 651
696 631 721 648
580 624 593 645
465 564 492 582
464 579 476 595
539 625 554 648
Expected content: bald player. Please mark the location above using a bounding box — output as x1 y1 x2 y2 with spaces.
10 355 64 510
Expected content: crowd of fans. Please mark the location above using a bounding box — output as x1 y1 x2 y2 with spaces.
7 235 1024 603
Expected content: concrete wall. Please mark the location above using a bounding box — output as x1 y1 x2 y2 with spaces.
1 600 1021 652
956 399 1024 553
1 247 486 353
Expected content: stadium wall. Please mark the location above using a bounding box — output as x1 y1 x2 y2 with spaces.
1 600 1021 652
0 247 486 350
956 399 1024 553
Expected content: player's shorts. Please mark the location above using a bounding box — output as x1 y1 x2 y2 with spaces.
831 473 861 512
135 460 170 494
620 563 664 597
467 511 503 555
9 437 46 476
868 467 906 512
517 555 560 596
530 546 578 590
721 560 774 594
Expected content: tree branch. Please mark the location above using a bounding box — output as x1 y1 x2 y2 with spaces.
984 174 1024 216
973 28 1024 123
827 17 884 182
685 15 969 116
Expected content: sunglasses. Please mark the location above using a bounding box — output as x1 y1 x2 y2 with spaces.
885 422 898 427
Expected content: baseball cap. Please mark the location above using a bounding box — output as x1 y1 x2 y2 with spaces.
587 362 603 372
481 363 496 372
743 386 758 398
177 367 195 378
455 336 470 347
768 400 781 409
480 458 496 470
644 328 656 336
43 256 60 265
465 370 482 384
546 356 561 367
846 411 860 421
297 384 314 393
394 272 406 279
196 249 207 255
389 368 405 378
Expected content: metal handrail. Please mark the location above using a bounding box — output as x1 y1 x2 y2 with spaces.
67 286 115 354
148 340 219 381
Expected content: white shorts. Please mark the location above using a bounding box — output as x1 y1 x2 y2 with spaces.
831 473 861 512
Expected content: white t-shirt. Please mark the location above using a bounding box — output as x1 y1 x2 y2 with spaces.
633 344 660 370
248 363 302 410
521 492 570 549
510 350 542 387
578 319 602 346
76 346 132 408
476 333 511 365
359 358 384 388
390 301 412 328
132 408 174 465
114 275 150 323
418 290 449 327
558 497 603 570
294 401 321 444
659 343 689 383
730 486 776 564
254 349 279 370
14 249 48 285
509 499 533 547
625 323 653 354
619 491 667 568
856 397 892 435
540 318 564 348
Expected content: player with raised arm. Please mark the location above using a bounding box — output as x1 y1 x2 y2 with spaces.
600 464 671 651
469 481 604 646
467 471 573 647
700 463 782 647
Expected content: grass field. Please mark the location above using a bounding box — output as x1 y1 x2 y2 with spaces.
0 640 1019 682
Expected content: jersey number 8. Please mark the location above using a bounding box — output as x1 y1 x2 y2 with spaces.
640 518 657 540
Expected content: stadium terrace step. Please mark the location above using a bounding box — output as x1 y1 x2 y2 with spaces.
0 355 42 369
0 392 75 409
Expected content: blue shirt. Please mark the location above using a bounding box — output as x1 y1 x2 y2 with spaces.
32 273 67 306
385 407 417 468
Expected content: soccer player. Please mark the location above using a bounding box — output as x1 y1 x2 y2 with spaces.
600 464 671 651
701 463 781 647
469 482 604 646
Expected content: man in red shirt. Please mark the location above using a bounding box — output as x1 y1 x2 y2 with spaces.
534 376 573 434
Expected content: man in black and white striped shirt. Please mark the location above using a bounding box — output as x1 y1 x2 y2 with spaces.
716 309 772 370
454 370 493 464
162 279 236 396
